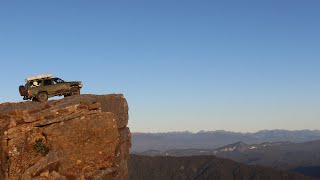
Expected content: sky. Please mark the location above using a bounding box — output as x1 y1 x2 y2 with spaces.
0 0 319 133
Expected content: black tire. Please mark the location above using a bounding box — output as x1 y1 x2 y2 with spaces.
37 92 48 103
32 97 38 102
70 87 80 96
19 85 26 96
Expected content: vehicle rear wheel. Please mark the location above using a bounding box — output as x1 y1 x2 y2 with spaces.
37 92 48 103
70 87 80 96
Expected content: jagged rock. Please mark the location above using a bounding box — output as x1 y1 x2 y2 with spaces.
0 94 130 180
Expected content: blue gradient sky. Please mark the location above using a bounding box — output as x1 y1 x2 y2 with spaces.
0 1 319 132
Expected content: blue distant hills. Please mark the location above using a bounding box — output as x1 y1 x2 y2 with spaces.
131 129 320 152
132 130 320 178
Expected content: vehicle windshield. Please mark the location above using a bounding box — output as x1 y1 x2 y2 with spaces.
53 78 64 84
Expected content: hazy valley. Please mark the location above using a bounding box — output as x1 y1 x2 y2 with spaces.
131 130 320 178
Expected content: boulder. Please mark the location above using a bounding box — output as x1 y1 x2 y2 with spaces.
0 94 130 180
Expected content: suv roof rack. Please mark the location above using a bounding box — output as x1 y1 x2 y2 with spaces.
25 73 53 82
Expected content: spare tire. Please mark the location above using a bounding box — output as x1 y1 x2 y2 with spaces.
19 85 26 96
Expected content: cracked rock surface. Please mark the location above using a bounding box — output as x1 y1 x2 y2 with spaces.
0 94 131 180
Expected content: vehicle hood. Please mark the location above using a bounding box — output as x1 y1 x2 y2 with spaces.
68 81 82 84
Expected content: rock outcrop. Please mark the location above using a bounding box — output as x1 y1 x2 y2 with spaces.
0 94 130 180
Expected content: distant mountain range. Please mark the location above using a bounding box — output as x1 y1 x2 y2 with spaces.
134 140 320 178
129 155 314 180
131 129 320 152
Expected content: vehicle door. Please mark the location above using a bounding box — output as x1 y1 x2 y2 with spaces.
52 78 69 94
43 79 55 95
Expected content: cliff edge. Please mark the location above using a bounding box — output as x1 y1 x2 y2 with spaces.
0 94 131 180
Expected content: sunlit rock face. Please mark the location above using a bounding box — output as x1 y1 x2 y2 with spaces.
0 94 131 180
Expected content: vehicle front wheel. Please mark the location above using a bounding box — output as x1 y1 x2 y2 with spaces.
70 87 80 96
37 92 48 103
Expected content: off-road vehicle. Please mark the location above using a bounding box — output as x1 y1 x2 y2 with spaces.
19 74 83 102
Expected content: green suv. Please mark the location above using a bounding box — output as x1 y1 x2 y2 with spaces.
19 74 83 102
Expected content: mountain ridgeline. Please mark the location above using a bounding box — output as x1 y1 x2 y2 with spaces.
131 130 320 152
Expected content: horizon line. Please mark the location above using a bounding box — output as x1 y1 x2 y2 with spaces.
132 129 320 134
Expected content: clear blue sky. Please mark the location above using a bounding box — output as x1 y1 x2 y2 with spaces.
1 1 319 132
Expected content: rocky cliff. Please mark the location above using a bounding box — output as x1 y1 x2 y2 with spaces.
0 94 131 180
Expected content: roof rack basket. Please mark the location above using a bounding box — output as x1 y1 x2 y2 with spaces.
25 73 53 82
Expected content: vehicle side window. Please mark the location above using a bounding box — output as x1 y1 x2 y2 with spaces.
44 79 52 86
30 80 42 88
37 80 42 86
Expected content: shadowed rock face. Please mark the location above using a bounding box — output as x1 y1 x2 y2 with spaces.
0 94 131 180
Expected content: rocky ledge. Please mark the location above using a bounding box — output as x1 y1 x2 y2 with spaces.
0 94 130 180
